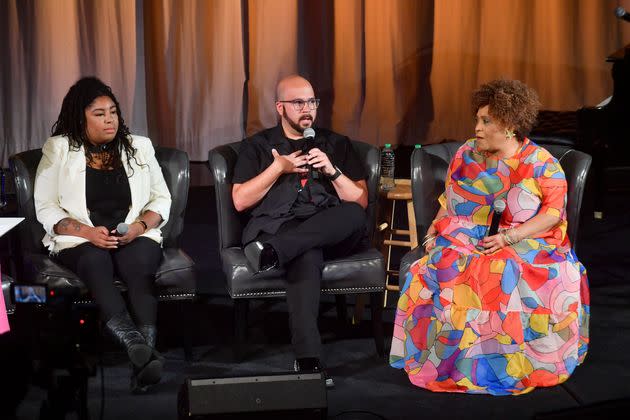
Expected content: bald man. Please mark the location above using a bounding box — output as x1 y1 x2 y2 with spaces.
232 75 369 382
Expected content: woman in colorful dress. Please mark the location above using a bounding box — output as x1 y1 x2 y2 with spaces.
389 79 589 395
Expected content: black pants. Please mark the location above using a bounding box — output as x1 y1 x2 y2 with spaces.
56 237 163 325
256 201 367 359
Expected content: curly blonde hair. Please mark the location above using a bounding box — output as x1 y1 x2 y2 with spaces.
471 79 541 140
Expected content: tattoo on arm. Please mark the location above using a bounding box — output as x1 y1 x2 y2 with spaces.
56 218 82 234
58 218 71 230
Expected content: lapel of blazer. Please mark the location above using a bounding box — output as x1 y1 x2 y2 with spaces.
121 142 141 220
66 145 90 223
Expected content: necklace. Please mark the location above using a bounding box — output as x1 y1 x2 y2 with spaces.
86 142 113 154
85 141 117 169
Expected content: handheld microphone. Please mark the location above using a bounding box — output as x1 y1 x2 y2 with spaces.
116 222 129 235
488 199 506 237
303 127 316 151
615 7 630 22
302 128 318 179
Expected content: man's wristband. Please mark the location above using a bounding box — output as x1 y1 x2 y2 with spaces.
327 166 342 181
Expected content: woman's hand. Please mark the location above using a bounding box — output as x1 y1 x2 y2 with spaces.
481 233 509 254
86 226 119 249
423 222 438 252
424 236 437 253
111 222 144 246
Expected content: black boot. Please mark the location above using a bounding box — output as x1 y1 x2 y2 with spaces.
131 325 164 393
105 311 152 368
244 241 279 273
139 325 158 348
139 324 165 363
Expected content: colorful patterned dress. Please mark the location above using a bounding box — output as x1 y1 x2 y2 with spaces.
389 139 590 396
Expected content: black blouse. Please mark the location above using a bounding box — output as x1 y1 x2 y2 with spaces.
85 166 132 231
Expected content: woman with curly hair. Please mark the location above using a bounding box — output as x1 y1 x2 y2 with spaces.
34 77 171 392
390 79 589 395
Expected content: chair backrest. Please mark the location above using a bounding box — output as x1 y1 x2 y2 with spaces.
154 147 190 248
410 141 592 251
9 149 45 254
208 139 381 250
9 146 189 253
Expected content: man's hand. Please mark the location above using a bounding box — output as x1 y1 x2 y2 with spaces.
271 149 309 174
86 226 119 249
306 147 335 176
111 223 144 246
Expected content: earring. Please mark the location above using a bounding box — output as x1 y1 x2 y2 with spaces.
505 129 515 140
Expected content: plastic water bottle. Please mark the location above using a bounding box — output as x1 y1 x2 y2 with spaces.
380 143 395 191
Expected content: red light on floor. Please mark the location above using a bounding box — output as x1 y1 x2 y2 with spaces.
79 319 85 325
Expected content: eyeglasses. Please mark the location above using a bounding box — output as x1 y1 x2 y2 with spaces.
278 98 320 111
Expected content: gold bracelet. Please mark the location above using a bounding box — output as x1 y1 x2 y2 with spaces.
502 228 519 246
422 234 436 247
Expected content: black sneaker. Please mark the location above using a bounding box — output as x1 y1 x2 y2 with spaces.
243 241 279 273
294 358 334 389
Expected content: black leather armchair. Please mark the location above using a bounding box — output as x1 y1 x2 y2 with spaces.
9 147 196 357
399 141 592 282
209 140 386 360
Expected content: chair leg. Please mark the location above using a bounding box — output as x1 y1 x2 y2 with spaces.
370 292 385 358
178 300 194 362
335 295 347 324
233 300 249 362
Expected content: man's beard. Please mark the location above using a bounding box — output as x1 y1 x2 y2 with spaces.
283 107 313 134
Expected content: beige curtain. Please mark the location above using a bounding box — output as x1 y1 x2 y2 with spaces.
143 0 246 158
2 0 630 165
428 0 630 142
0 0 143 166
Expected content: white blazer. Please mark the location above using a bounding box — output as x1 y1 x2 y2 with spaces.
34 135 172 253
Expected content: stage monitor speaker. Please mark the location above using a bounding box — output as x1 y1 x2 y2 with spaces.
177 371 327 419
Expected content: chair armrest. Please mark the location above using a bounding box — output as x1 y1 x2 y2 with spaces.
23 253 86 293
398 246 425 286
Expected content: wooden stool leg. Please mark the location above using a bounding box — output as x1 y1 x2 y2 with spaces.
382 199 397 305
407 198 418 249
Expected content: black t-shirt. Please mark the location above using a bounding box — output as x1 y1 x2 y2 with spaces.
232 125 366 244
86 165 131 231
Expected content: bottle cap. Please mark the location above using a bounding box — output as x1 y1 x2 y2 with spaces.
385 143 391 148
